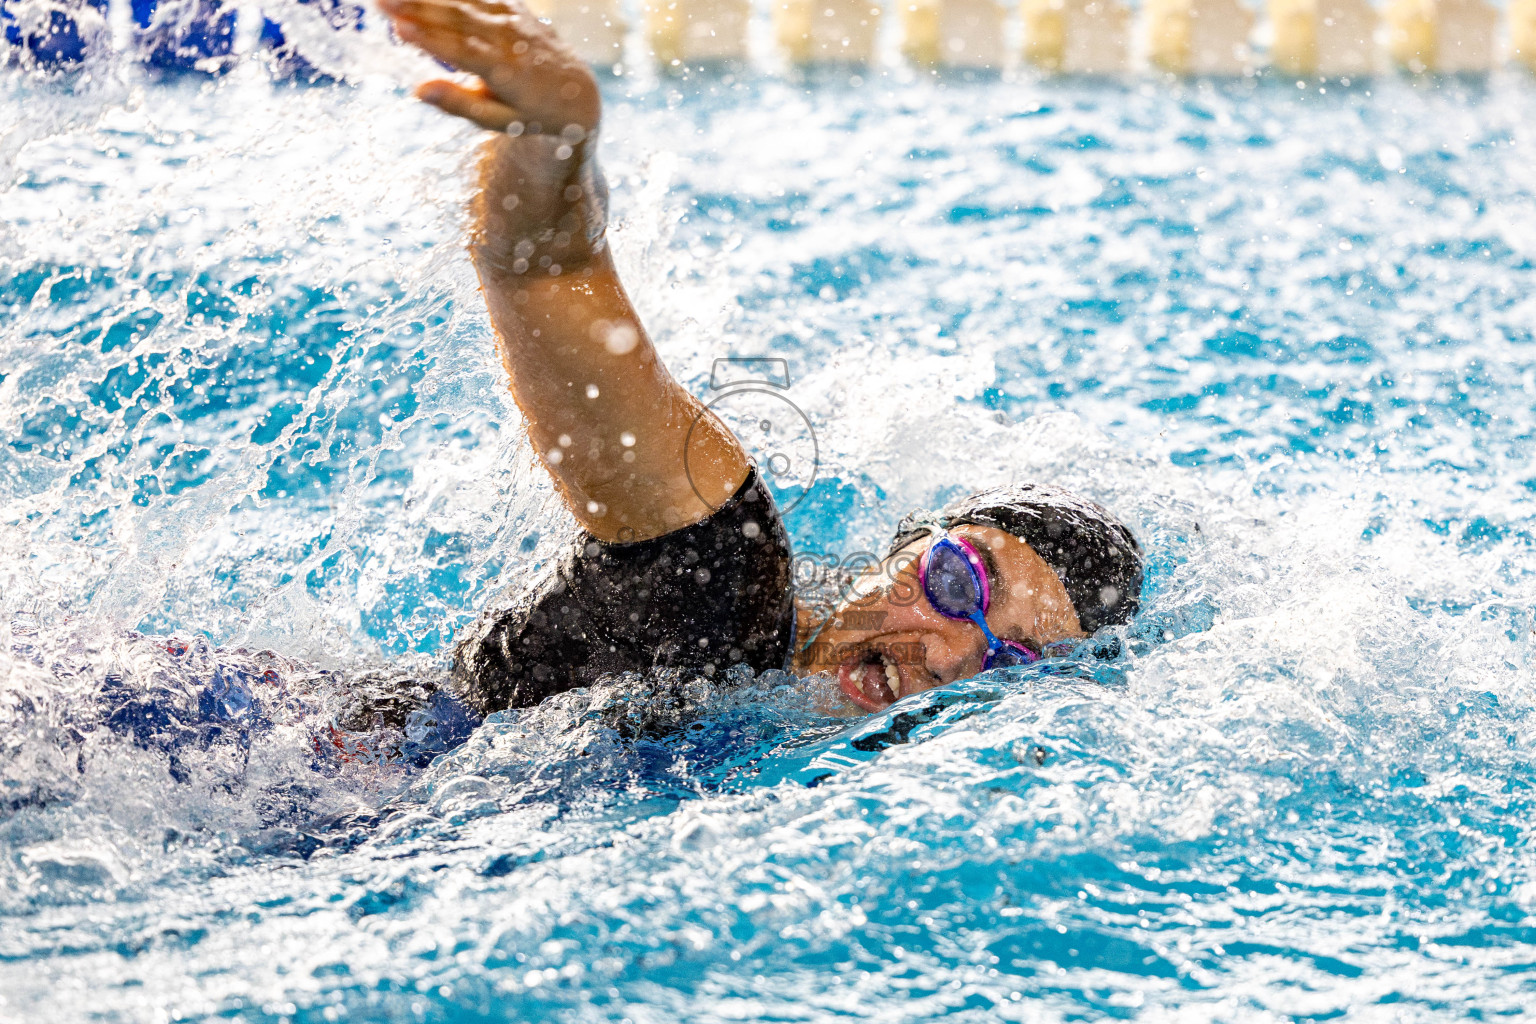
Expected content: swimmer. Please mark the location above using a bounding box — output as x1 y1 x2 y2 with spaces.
375 0 1144 716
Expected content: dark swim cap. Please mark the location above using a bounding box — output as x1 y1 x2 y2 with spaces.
889 484 1143 633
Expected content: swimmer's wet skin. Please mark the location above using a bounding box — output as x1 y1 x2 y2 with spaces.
377 0 1146 717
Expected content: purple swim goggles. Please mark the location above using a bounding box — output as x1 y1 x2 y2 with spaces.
917 534 1041 671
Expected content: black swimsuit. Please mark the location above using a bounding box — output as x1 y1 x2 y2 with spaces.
449 469 797 715
87 472 796 772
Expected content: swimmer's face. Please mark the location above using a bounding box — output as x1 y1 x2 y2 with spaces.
793 525 1086 714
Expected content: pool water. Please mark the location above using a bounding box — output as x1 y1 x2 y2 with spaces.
5 33 1536 1022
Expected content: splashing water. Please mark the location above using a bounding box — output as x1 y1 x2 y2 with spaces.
4 27 1536 1021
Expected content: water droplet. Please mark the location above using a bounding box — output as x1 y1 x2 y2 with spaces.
604 323 639 355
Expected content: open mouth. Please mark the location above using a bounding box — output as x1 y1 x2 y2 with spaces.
838 648 903 712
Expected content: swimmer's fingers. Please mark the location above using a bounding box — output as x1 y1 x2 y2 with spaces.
380 0 486 31
382 0 600 133
441 0 541 23
393 16 502 80
417 78 519 132
382 0 539 48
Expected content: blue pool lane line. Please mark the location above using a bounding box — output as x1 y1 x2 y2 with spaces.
260 0 366 79
130 0 237 71
2 0 363 72
1 0 108 65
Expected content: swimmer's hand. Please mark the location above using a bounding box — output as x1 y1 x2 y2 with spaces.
380 0 750 545
383 0 609 278
378 0 599 137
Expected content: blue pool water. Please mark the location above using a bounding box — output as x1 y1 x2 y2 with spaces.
4 32 1536 1022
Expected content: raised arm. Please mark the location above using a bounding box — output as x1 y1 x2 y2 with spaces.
379 0 749 542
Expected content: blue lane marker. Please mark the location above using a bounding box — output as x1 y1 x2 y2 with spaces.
259 0 365 79
2 0 108 66
129 0 237 71
3 0 367 74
